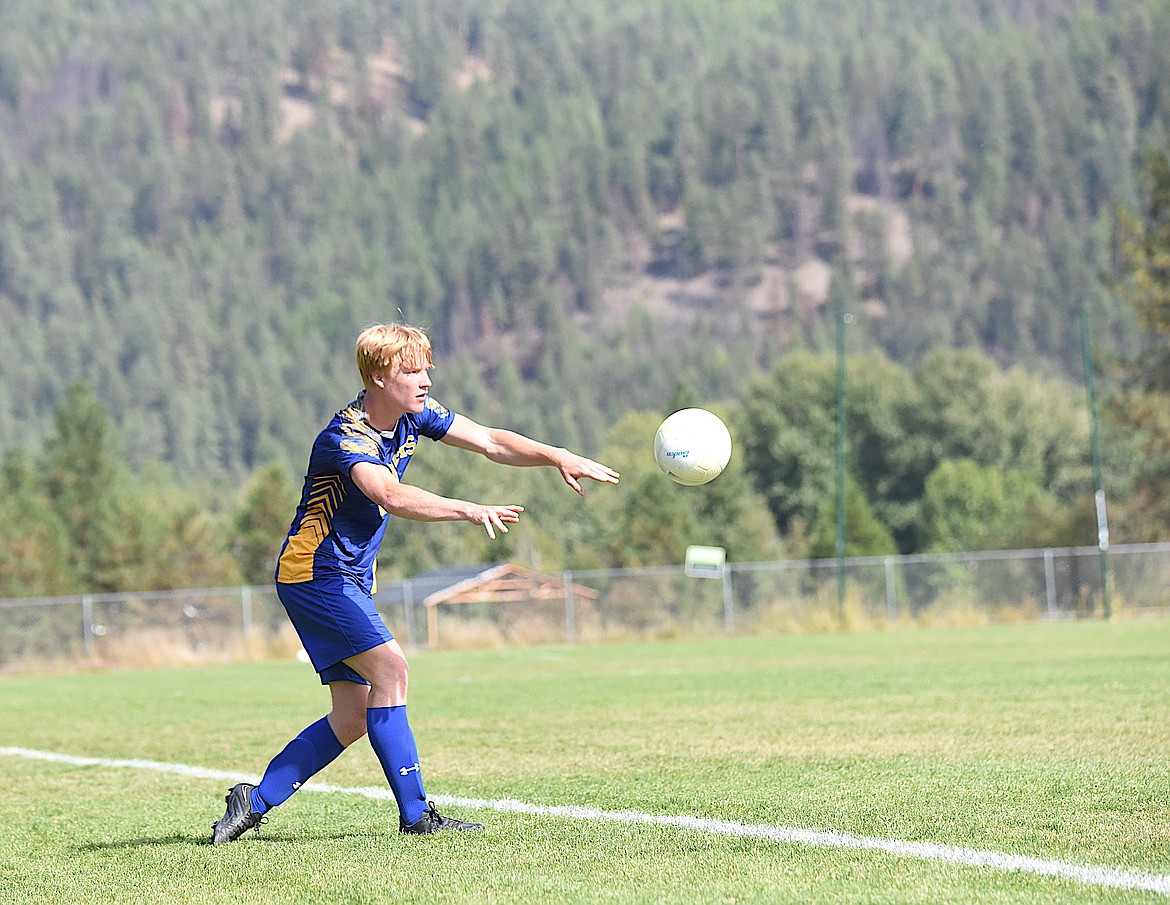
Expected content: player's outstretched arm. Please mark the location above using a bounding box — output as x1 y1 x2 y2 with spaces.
440 414 620 496
351 461 523 539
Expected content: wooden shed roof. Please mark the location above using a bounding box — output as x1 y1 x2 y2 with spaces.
376 562 597 609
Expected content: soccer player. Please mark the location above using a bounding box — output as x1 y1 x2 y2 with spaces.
211 323 619 842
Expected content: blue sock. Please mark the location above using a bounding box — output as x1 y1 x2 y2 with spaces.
251 716 345 814
366 705 427 825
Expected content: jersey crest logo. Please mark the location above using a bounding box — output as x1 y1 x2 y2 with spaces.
391 436 417 470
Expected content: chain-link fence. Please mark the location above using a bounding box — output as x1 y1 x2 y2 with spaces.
1 543 1167 669
0 585 291 670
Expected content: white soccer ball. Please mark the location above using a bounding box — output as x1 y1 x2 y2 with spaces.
653 408 732 486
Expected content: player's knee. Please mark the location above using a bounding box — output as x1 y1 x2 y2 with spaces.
373 650 409 687
333 715 367 746
355 644 410 704
372 668 408 700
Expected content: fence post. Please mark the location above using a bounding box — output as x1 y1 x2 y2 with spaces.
402 580 415 647
1044 549 1057 617
563 571 576 644
241 586 253 637
722 567 735 634
884 557 898 620
81 595 94 656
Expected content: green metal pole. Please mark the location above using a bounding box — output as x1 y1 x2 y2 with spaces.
835 307 848 624
1080 303 1112 619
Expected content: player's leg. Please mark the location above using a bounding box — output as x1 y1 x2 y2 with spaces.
345 641 483 833
248 676 365 813
210 677 357 844
345 641 423 821
324 677 371 745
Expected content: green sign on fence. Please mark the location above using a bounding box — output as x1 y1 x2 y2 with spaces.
685 545 726 579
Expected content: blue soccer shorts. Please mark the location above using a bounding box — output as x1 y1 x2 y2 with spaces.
276 576 394 686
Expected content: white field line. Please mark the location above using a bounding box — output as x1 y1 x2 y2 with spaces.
3 745 1168 896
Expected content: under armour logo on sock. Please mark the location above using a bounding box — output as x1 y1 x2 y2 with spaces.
398 762 420 776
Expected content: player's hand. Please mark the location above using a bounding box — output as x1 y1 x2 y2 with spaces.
470 504 525 539
557 455 620 496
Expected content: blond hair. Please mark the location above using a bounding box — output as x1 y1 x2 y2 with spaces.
355 323 433 387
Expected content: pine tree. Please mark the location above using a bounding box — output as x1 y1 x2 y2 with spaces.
43 383 126 590
1108 148 1170 539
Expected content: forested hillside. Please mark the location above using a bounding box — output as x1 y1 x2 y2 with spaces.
3 0 1167 476
1 0 1168 595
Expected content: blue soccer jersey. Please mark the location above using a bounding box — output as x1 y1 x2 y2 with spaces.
275 392 455 592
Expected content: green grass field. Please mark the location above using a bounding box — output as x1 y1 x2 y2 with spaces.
2 620 1169 904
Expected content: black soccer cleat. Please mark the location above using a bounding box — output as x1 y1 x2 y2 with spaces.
210 782 267 844
399 801 484 834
